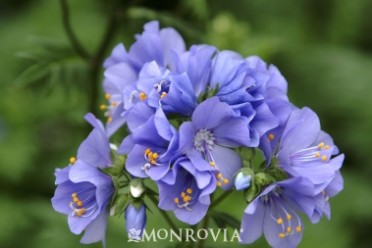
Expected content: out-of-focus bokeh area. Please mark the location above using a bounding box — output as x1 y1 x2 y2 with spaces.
1 0 371 247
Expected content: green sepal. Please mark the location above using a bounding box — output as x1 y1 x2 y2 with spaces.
110 194 129 217
239 147 256 162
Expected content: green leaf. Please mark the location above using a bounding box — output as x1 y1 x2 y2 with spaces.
13 37 87 94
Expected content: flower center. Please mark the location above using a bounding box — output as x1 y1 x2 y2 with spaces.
264 195 302 239
141 148 160 171
70 191 97 218
194 129 215 152
155 79 171 99
289 142 332 164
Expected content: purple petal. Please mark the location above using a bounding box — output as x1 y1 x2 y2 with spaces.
80 211 109 244
125 145 149 178
174 201 209 225
77 118 111 169
213 117 252 147
179 122 196 153
192 97 234 130
280 107 320 154
240 199 265 244
210 145 243 190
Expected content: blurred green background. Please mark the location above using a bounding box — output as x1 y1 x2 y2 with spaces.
0 0 371 247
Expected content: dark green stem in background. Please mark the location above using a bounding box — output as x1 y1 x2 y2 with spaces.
59 0 91 61
147 193 178 232
197 214 209 248
209 191 232 210
60 0 121 116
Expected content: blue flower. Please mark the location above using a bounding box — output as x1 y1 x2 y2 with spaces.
125 204 147 241
119 108 179 181
51 114 114 244
179 97 252 189
311 171 343 223
157 158 216 225
171 44 217 95
268 107 344 194
102 21 186 135
209 52 290 143
240 177 314 248
136 61 198 116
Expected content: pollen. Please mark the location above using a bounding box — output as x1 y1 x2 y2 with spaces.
287 227 292 233
324 145 330 150
73 197 79 203
286 214 292 220
315 152 320 158
278 233 286 239
105 93 111 100
268 133 275 141
318 142 325 149
111 101 118 107
217 173 223 179
76 201 83 207
107 116 112 123
76 208 86 217
217 181 222 187
181 192 186 198
183 195 191 203
144 148 159 165
223 179 229 184
277 218 283 224
296 226 302 233
209 161 215 167
186 188 193 194
99 104 107 110
160 92 167 99
139 92 147 101
174 197 179 204
69 157 76 165
321 155 327 161
72 193 77 198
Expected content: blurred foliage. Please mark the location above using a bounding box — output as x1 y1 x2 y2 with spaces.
0 0 372 247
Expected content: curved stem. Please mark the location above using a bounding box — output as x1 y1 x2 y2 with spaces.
88 4 120 116
147 193 178 232
209 191 232 210
197 215 209 248
59 0 90 61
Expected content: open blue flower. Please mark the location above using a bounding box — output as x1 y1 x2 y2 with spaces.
51 114 115 244
240 177 314 248
119 108 179 181
157 157 217 225
179 97 252 189
135 61 197 116
272 107 344 194
102 21 186 135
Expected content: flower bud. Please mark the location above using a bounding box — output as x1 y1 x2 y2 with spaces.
234 170 252 191
130 179 145 198
125 204 146 241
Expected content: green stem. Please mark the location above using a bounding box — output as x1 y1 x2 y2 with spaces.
209 191 232 210
197 215 209 248
147 194 178 232
59 0 90 61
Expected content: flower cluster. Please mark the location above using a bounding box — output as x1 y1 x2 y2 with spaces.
52 21 344 248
